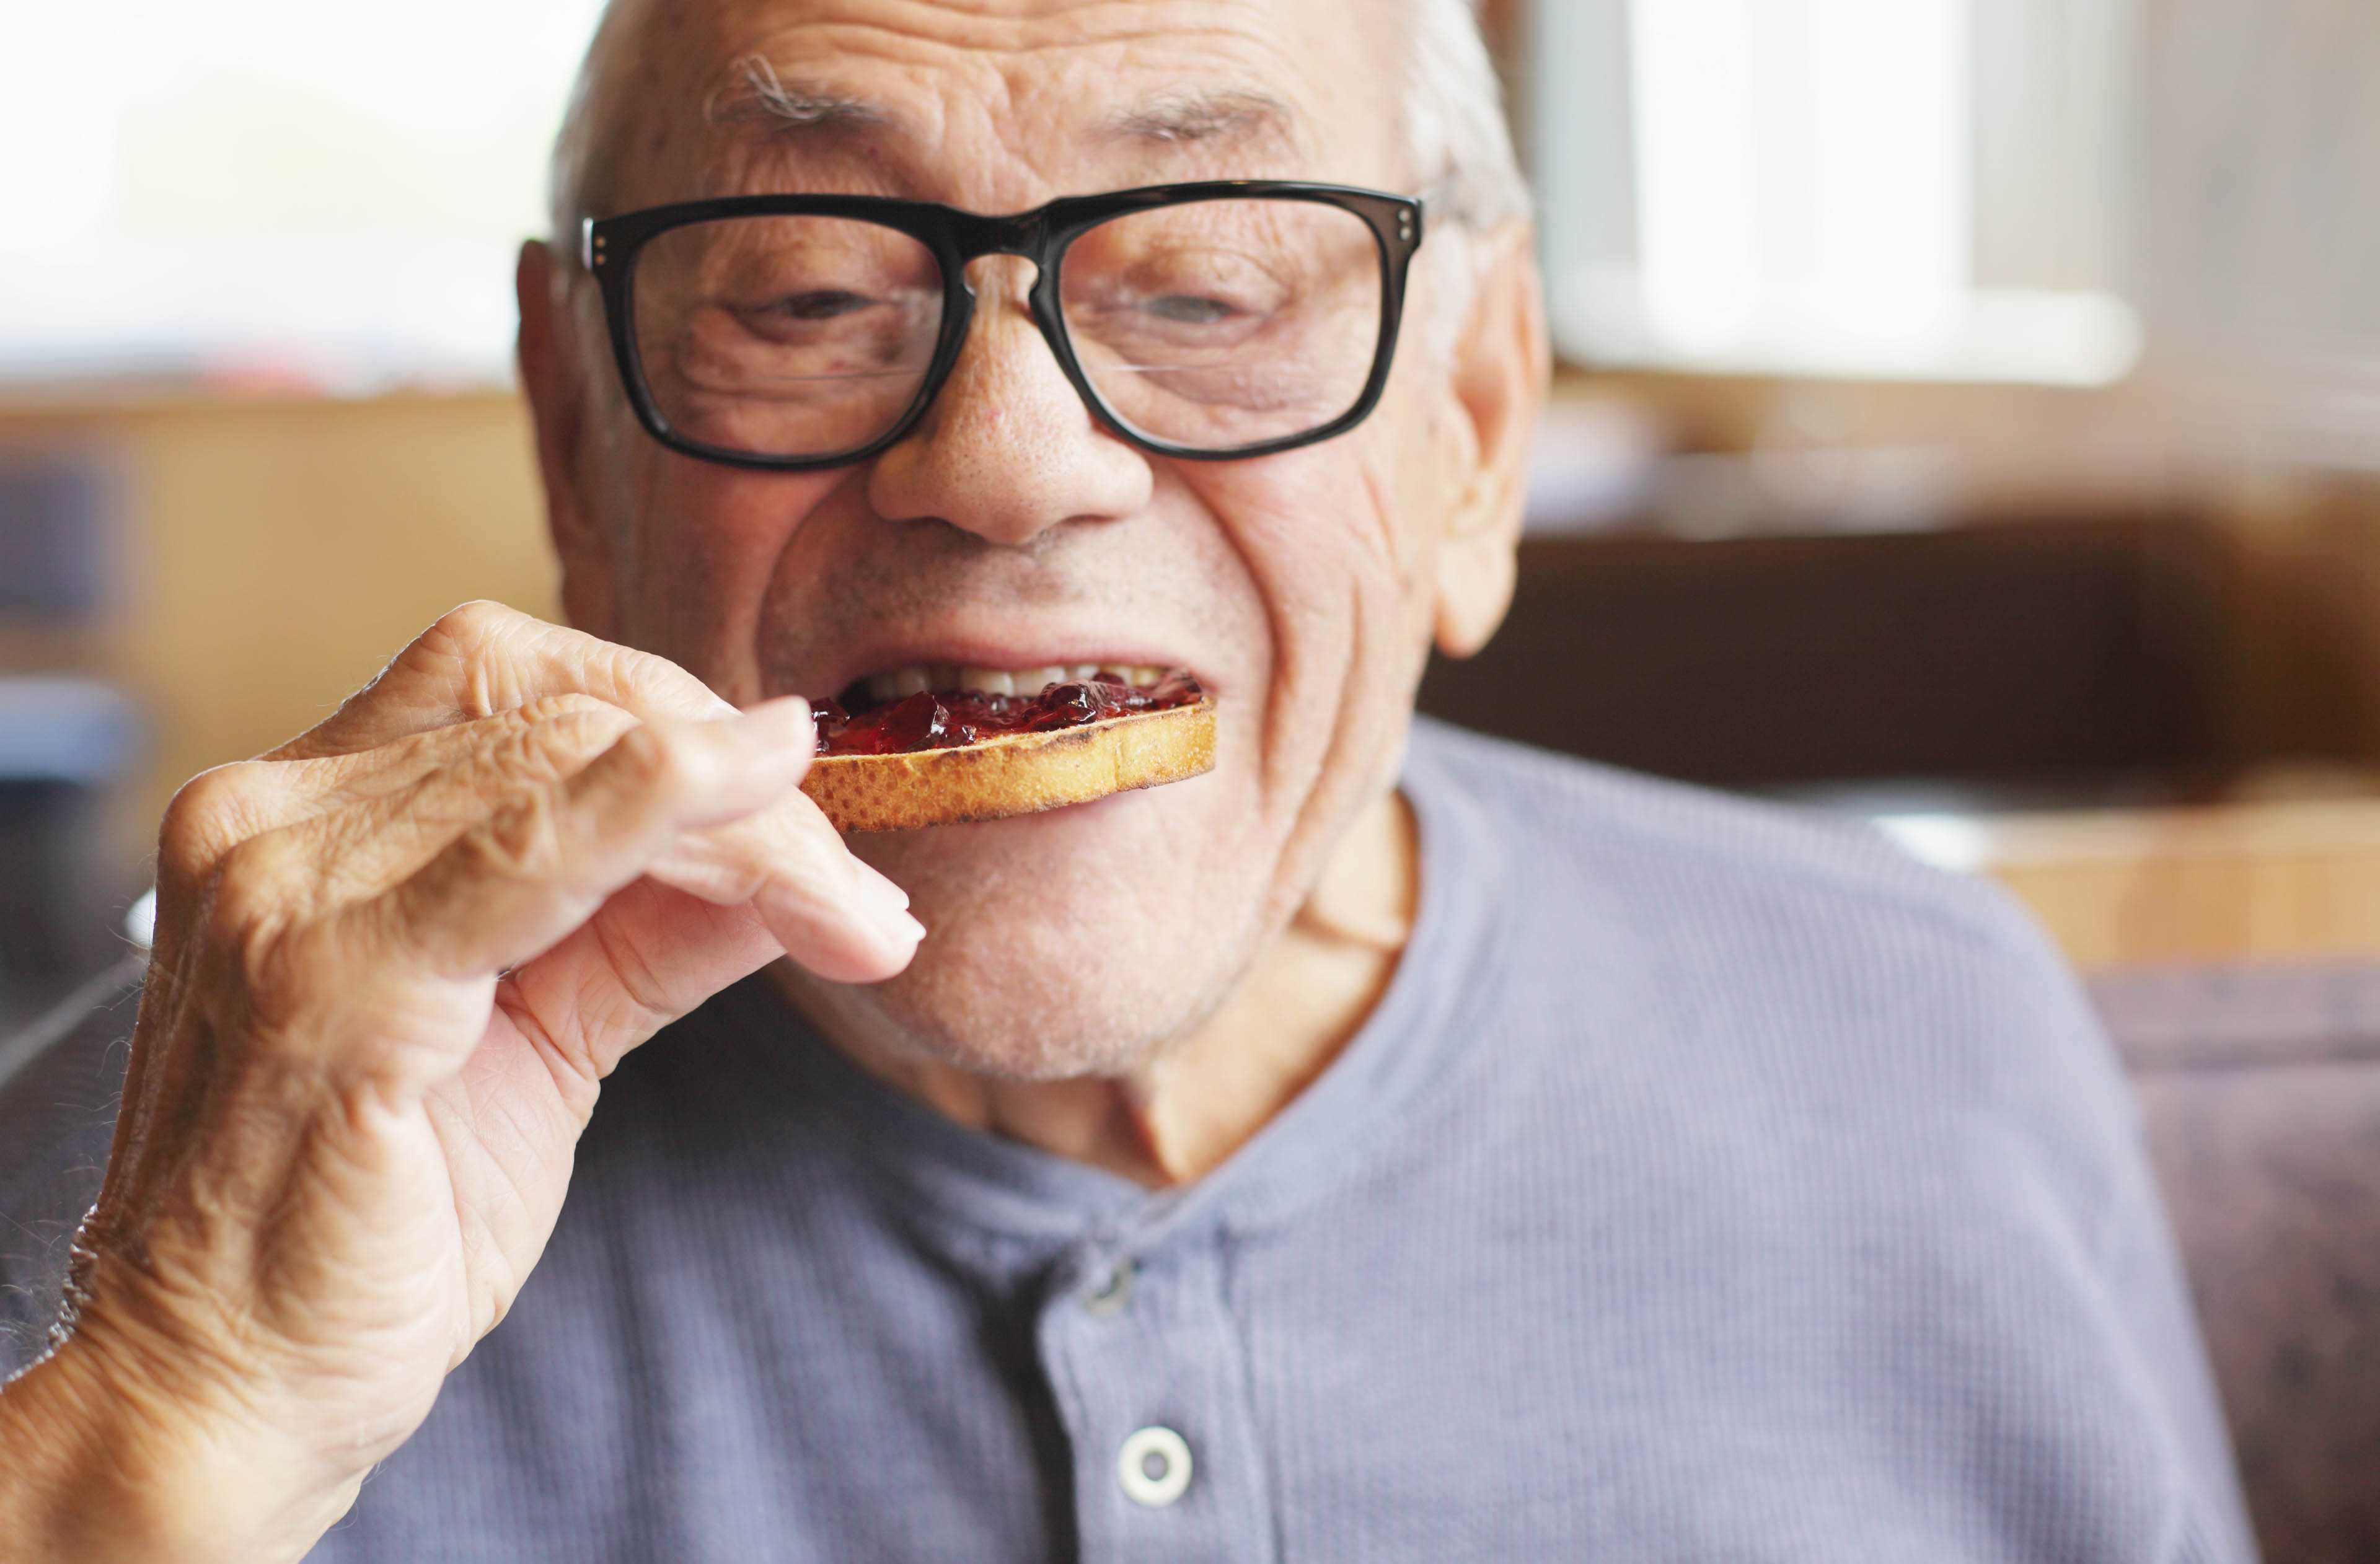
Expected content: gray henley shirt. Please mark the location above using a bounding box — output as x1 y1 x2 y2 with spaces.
0 720 2257 1561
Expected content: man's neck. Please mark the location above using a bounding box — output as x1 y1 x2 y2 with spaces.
801 790 1420 1188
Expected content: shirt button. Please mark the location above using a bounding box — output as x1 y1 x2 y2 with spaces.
1083 1259 1134 1316
1117 1425 1193 1508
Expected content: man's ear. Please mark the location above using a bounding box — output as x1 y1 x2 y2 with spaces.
516 239 619 638
1432 221 1550 659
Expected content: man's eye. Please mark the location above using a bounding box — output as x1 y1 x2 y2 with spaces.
770 290 874 322
1142 294 1240 325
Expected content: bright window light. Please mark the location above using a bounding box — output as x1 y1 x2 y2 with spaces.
1628 0 1764 354
1799 0 1970 339
1541 0 2143 385
0 0 610 392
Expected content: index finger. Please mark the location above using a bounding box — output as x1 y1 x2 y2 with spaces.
268 600 740 763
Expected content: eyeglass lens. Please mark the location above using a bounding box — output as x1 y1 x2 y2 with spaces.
1058 198 1384 452
628 198 1385 460
632 216 945 461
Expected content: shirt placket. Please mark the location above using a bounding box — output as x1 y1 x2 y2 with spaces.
1035 1220 1277 1564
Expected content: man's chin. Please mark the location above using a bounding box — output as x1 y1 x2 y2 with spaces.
780 784 1264 1082
779 945 1225 1084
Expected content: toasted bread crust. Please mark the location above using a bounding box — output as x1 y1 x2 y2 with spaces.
801 698 1215 832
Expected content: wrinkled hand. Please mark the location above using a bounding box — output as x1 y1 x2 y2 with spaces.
0 602 918 1562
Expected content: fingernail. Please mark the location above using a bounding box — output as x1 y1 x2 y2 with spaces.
736 696 813 756
844 859 919 944
851 861 910 912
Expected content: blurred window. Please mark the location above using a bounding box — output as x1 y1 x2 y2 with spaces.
1530 0 2143 384
0 1 606 393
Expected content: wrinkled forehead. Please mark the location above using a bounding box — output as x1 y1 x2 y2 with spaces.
575 0 1409 217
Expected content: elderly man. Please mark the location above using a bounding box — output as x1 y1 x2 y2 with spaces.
0 0 2254 1560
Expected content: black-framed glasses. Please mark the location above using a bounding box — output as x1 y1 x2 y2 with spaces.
581 180 1424 468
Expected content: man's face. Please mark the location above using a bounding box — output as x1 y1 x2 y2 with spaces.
530 0 1536 1078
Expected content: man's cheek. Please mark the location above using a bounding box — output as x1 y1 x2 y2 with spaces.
1200 475 1395 630
618 465 832 696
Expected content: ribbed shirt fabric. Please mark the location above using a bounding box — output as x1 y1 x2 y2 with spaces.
0 721 2256 1562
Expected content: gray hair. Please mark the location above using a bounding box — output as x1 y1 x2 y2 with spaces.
550 0 1528 346
1398 0 1532 355
1403 0 1530 229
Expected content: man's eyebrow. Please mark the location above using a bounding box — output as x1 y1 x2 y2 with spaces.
1101 88 1303 152
710 56 900 137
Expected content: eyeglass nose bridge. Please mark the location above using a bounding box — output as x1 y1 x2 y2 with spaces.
951 206 1052 260
938 208 1070 309
919 208 1097 423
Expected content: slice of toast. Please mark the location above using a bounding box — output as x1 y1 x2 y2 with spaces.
801 698 1215 832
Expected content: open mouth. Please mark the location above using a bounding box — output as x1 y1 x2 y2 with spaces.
813 663 1205 757
797 657 1220 831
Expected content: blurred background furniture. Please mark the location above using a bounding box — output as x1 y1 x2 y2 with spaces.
0 452 143 1037
1952 796 2380 1560
1421 521 2226 797
2094 964 2380 1563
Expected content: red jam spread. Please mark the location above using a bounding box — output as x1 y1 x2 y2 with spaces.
813 670 1204 757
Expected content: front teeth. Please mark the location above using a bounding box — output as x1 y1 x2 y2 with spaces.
1016 665 1069 693
863 662 1171 700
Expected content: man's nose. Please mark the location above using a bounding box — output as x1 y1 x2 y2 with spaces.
866 257 1152 548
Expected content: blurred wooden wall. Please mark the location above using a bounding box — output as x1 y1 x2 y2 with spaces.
0 392 554 858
